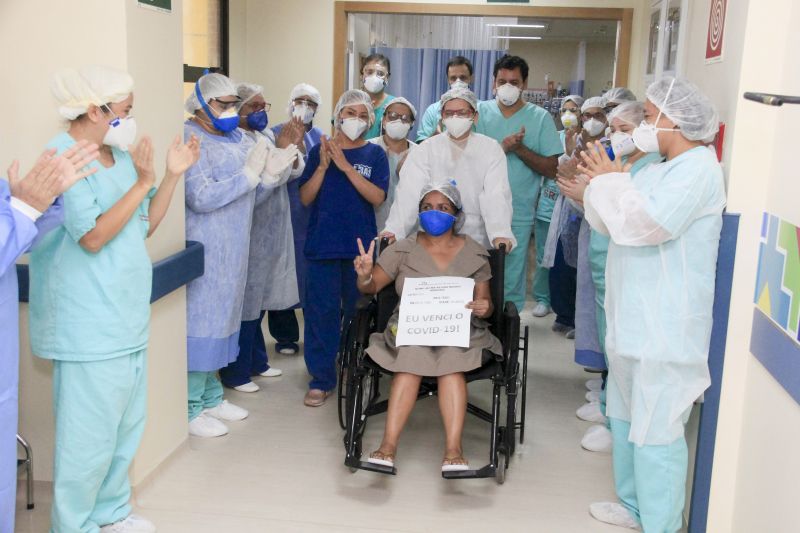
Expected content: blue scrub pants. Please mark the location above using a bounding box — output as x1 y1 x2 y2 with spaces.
51 350 147 533
531 219 551 306
304 259 359 391
549 239 576 328
504 223 534 312
220 311 271 387
187 371 224 421
610 417 688 533
267 309 300 352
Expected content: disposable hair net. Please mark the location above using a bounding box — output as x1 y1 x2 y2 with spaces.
646 77 719 142
184 73 238 114
235 82 263 110
333 89 375 126
289 83 321 106
581 96 608 113
605 87 637 105
440 87 478 111
384 97 418 122
419 180 465 233
608 101 645 127
561 94 585 111
51 65 134 120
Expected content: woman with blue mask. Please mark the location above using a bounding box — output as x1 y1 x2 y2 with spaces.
298 89 389 407
579 78 726 532
183 73 273 438
30 65 200 533
218 82 303 393
355 181 502 472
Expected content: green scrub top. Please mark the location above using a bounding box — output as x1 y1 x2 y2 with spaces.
29 132 156 361
476 100 563 226
416 101 441 142
365 93 396 140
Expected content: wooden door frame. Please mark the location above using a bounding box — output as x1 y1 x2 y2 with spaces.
333 1 634 98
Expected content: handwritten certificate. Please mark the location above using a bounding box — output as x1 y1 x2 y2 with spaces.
395 276 475 348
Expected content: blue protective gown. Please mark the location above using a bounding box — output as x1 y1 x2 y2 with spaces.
0 180 63 533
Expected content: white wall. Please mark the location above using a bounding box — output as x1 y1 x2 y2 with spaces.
0 0 189 484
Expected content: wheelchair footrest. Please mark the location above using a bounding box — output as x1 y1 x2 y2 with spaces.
441 464 495 480
345 457 397 476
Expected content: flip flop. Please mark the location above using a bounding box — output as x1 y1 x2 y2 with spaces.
442 456 470 472
367 450 395 468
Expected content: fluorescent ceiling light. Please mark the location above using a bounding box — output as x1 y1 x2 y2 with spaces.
491 36 543 40
487 23 546 29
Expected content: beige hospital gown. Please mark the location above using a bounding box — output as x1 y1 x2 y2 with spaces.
366 232 502 376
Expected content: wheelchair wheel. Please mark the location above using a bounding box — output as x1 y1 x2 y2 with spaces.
519 325 529 444
337 319 357 430
495 446 507 485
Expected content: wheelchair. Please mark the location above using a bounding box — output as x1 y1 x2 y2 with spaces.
337 240 529 484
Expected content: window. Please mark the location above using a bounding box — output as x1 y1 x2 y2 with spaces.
644 0 687 85
182 0 229 100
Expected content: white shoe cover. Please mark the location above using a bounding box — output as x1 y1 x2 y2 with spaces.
581 424 613 452
203 399 248 421
585 377 603 391
259 367 283 377
589 502 641 530
585 389 601 403
532 302 551 317
233 381 259 393
100 514 157 532
576 401 608 424
188 413 228 438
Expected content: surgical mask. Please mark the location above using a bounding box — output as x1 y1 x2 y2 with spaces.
419 209 456 236
340 117 368 141
246 110 268 131
363 75 385 94
450 79 469 91
442 117 472 138
195 84 240 133
583 118 606 137
496 84 521 106
384 120 411 140
610 131 637 158
103 115 137 151
632 78 677 154
292 103 315 124
561 111 578 129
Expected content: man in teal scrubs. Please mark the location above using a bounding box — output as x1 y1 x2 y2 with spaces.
476 55 563 311
416 56 474 143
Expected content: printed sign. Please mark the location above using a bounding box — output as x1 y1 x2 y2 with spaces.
396 277 474 348
705 0 727 63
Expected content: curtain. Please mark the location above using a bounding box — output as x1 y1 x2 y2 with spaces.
371 46 508 140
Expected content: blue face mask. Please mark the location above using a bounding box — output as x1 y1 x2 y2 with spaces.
246 110 268 131
195 83 240 133
419 209 457 236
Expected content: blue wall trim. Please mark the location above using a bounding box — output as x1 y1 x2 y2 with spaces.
688 213 740 533
750 308 800 404
17 240 204 304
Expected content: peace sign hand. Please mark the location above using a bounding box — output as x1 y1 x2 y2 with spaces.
353 237 375 278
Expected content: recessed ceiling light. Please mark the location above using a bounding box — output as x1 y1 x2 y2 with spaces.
487 23 546 29
490 36 543 40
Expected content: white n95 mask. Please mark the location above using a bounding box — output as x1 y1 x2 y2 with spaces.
103 116 137 151
384 120 411 140
610 131 637 158
292 103 315 125
450 79 469 91
340 117 368 141
496 84 521 106
632 122 663 153
582 118 606 137
442 116 472 138
363 75 385 94
561 111 578 129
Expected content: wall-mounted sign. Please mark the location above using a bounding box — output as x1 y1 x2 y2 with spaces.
138 0 171 13
705 0 727 63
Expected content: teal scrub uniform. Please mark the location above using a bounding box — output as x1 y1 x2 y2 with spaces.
365 93 395 140
29 132 155 533
476 100 563 310
415 101 441 142
187 371 224 421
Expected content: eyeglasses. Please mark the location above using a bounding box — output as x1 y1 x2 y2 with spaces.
386 111 413 123
442 109 475 119
561 108 579 114
363 67 388 78
581 111 607 121
293 98 318 109
211 98 240 111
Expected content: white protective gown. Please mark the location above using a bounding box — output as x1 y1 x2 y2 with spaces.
382 132 515 249
583 146 726 446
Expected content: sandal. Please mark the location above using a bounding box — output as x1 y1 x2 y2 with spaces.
367 450 395 467
442 455 470 472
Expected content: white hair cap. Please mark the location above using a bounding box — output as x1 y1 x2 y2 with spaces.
289 83 321 106
333 89 375 126
581 96 608 113
236 82 264 110
440 87 478 111
604 87 637 105
184 73 238 114
608 101 645 126
51 65 134 120
561 94 585 110
419 179 466 233
385 97 418 122
646 77 719 142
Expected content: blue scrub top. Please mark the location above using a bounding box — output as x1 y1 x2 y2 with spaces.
299 142 389 260
29 133 155 361
476 100 563 226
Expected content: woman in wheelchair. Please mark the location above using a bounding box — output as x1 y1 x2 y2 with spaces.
353 181 503 472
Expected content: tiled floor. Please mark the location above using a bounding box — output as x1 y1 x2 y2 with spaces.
16 311 627 533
